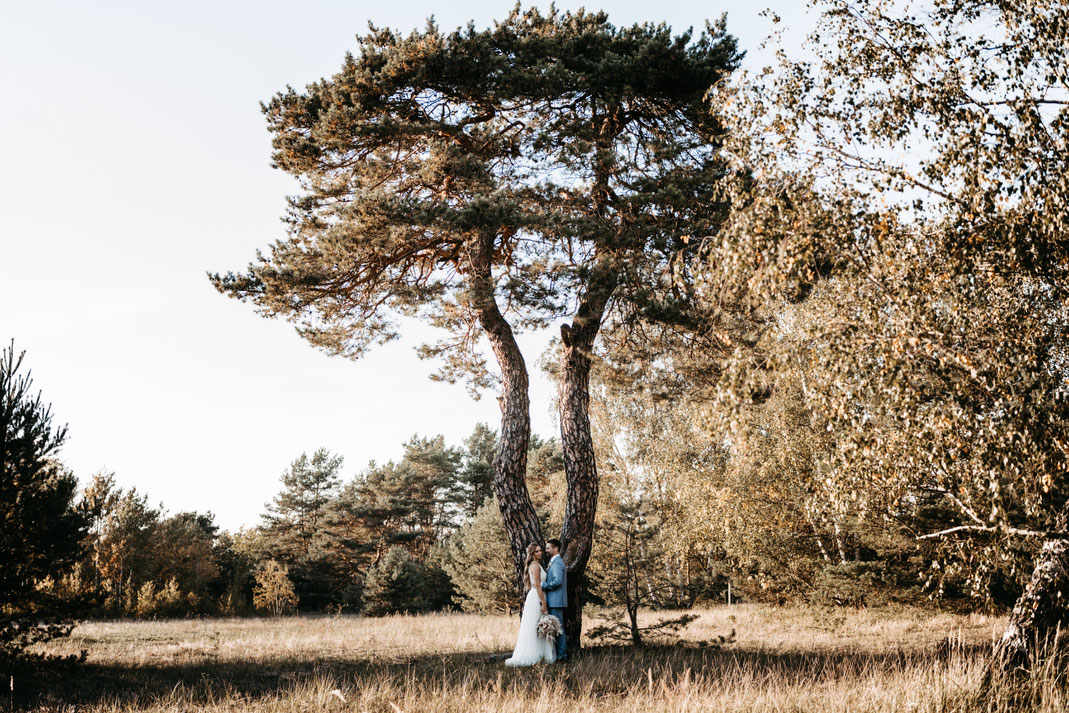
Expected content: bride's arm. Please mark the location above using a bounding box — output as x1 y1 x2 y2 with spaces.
530 563 548 613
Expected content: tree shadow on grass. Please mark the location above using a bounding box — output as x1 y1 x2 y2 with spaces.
22 641 992 710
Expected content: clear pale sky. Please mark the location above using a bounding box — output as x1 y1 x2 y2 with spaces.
0 0 812 531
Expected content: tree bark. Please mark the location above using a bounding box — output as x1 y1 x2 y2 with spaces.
557 256 617 653
467 233 543 592
991 501 1069 675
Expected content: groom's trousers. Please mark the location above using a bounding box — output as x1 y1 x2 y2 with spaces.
549 607 566 661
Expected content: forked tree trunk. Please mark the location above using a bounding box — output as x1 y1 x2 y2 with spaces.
557 258 617 653
991 501 1069 675
468 234 543 592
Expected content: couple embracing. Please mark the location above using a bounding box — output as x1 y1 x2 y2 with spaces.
504 538 567 666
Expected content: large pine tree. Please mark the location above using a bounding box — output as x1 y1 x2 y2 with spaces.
212 7 740 643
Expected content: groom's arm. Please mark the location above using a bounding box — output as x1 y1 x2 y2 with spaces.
543 560 564 592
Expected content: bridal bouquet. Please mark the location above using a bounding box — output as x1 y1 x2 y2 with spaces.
536 614 563 640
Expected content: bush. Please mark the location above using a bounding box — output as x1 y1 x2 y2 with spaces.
218 581 251 616
133 578 188 619
334 574 364 613
362 546 451 616
253 560 298 616
810 562 899 608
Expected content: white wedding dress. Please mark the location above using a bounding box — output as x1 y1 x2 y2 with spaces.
504 564 556 666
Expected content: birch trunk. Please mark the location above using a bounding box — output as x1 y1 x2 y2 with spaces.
991 501 1069 675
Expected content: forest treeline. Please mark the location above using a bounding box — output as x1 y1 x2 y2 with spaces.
29 427 520 619
27 411 981 624
31 424 721 620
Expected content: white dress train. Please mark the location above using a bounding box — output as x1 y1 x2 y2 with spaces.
504 564 556 666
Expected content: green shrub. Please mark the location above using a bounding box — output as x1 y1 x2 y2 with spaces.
362 547 451 616
810 562 898 608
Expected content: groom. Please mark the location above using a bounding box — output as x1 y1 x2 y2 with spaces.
542 538 567 662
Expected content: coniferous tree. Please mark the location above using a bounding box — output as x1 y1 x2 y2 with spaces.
286 434 467 610
262 449 343 561
312 481 377 610
361 545 447 615
459 423 496 519
395 435 465 547
0 342 88 660
261 448 343 609
338 436 462 560
211 7 742 645
586 479 665 646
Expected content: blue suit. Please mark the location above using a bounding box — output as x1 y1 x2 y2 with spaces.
542 554 567 661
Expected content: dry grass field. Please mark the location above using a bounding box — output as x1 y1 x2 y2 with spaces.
17 605 1069 712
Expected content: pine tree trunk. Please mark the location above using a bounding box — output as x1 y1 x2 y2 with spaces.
558 334 597 649
467 234 543 592
991 501 1069 675
557 257 616 653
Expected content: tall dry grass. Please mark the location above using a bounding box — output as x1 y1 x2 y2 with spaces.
18 605 1068 712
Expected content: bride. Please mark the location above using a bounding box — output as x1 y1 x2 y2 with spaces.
505 543 556 666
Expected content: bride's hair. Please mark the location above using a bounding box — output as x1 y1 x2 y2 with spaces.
521 542 541 593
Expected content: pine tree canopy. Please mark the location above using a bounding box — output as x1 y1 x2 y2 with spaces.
210 6 742 390
0 342 87 611
262 448 343 560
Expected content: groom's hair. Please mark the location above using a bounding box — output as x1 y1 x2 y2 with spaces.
547 538 562 551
